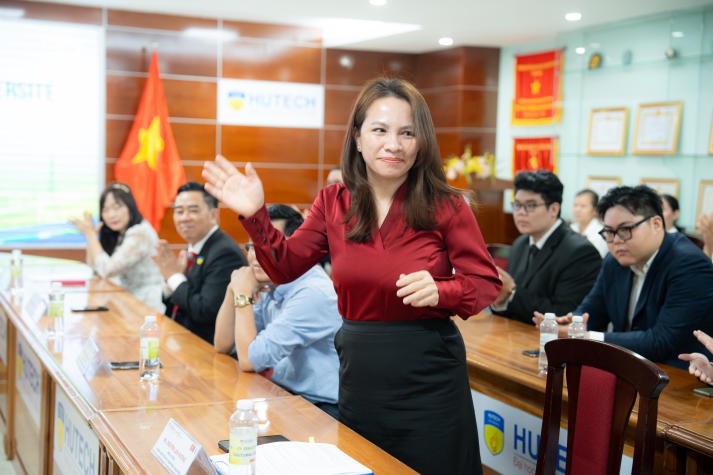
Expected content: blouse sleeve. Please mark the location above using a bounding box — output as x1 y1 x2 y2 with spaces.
240 190 331 285
93 223 154 279
434 196 502 318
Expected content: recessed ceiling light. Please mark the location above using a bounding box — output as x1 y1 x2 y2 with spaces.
439 37 454 46
575 47 586 55
672 31 684 38
565 12 582 22
370 0 387 6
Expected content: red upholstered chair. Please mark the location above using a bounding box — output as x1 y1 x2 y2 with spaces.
486 243 511 269
535 339 669 475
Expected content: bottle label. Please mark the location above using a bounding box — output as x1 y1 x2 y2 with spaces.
229 429 257 465
539 333 557 350
49 300 63 318
140 337 159 360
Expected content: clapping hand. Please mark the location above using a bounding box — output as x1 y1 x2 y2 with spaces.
203 155 265 218
69 211 102 236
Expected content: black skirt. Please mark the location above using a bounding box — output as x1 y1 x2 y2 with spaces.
335 318 483 475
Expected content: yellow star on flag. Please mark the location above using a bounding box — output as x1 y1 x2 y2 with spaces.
132 116 164 170
530 80 541 95
528 155 540 169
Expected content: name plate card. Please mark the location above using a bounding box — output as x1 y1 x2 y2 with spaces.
22 292 47 323
151 418 214 475
16 333 42 428
76 337 111 379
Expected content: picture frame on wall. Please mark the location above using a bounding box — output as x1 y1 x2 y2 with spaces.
640 178 679 197
587 107 628 155
632 101 683 155
698 180 713 218
586 176 621 198
709 116 713 154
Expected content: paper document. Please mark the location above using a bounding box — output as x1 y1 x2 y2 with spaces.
211 441 373 475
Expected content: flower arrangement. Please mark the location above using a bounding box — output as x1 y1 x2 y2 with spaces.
443 145 495 184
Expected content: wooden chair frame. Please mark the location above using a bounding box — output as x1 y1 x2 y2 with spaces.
536 339 669 475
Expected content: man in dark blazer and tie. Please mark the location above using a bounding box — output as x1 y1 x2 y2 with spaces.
154 182 247 344
536 185 713 368
492 170 602 324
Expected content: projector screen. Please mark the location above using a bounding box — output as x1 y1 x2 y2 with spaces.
0 19 104 248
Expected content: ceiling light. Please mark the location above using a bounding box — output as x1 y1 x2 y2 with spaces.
672 31 684 38
182 27 238 42
369 0 387 6
565 12 582 22
439 37 454 47
575 47 586 55
310 18 421 48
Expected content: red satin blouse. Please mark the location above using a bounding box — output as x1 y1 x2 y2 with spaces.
240 183 501 322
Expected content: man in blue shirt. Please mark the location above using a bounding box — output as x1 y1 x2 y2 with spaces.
214 204 341 418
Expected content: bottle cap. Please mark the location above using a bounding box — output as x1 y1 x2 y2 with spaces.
544 312 556 319
237 399 254 411
144 315 157 324
572 315 583 323
12 249 22 259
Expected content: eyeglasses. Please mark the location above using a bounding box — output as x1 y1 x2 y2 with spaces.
244 243 254 253
598 216 652 243
511 201 548 213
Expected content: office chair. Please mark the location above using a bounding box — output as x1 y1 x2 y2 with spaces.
486 243 511 269
535 339 669 475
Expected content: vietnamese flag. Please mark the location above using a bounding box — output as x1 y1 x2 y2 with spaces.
115 51 185 231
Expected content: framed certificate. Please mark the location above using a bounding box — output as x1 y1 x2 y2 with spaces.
640 178 679 197
632 101 682 155
586 176 621 198
698 181 713 218
587 107 628 155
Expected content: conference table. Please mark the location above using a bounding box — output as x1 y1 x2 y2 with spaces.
454 313 713 475
0 254 416 474
3 254 713 475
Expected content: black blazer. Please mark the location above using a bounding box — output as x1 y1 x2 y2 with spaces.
165 229 247 344
494 222 602 324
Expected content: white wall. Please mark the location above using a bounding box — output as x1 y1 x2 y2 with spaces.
495 6 713 231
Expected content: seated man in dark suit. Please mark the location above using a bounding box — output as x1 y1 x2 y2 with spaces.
536 185 713 368
491 170 602 323
153 182 247 344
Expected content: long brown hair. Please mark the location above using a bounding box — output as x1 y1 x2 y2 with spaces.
341 78 464 243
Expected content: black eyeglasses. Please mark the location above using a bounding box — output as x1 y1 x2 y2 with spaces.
598 216 652 243
244 243 254 253
511 201 548 213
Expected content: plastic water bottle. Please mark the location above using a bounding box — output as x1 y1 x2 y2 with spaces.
229 399 258 473
568 315 587 339
139 315 160 382
47 282 65 337
10 249 23 289
539 312 559 373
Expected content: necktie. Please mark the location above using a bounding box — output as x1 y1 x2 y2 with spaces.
526 244 539 273
172 252 198 319
186 251 198 273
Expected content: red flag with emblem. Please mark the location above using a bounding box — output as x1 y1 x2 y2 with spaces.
115 51 185 231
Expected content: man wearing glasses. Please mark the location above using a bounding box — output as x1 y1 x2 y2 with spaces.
213 204 341 418
491 170 602 323
535 185 713 368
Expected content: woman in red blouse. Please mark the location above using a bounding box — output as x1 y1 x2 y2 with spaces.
204 78 502 475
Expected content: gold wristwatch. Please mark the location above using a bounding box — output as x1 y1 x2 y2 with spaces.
233 294 255 308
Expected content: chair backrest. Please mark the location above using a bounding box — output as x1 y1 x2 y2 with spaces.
535 339 669 475
486 243 511 269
